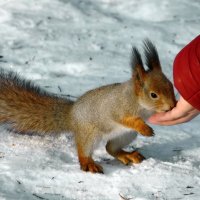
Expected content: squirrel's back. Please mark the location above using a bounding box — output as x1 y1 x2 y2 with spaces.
0 70 73 134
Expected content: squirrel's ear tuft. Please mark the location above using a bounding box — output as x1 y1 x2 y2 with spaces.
131 47 143 71
131 47 146 85
143 39 161 71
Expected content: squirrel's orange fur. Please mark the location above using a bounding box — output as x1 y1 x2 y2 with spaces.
0 40 176 173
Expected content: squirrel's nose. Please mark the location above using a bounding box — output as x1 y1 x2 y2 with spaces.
164 107 172 112
163 105 174 112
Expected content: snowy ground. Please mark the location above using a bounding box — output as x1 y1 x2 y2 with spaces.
0 0 200 199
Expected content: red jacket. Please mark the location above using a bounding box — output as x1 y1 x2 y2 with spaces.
173 35 200 110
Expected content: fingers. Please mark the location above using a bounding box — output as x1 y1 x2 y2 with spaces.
148 108 200 126
148 106 187 123
149 98 188 121
148 112 199 125
148 96 200 126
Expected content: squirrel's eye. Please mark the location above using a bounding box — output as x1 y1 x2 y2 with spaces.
150 92 158 99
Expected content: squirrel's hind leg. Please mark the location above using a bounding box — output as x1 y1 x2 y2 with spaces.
106 132 145 165
75 127 103 174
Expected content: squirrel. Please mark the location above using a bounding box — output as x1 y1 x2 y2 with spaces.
0 39 176 173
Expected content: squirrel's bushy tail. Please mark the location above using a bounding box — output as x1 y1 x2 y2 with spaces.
0 70 73 134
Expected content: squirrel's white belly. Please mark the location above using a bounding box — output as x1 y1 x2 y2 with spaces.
103 123 137 142
139 109 155 120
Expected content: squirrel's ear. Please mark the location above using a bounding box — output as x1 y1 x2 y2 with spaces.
143 39 161 71
131 47 146 83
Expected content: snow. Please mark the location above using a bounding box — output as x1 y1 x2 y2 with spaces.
0 0 200 199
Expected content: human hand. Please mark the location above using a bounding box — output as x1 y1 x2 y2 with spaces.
148 96 200 125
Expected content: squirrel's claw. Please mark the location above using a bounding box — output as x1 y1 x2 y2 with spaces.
80 161 104 174
139 125 155 137
117 150 146 165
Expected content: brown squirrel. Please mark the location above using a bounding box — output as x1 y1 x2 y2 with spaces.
0 39 176 173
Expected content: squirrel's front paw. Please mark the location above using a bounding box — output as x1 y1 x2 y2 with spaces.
139 125 154 137
120 116 154 137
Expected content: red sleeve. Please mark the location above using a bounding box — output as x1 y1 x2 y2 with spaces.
173 35 200 110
